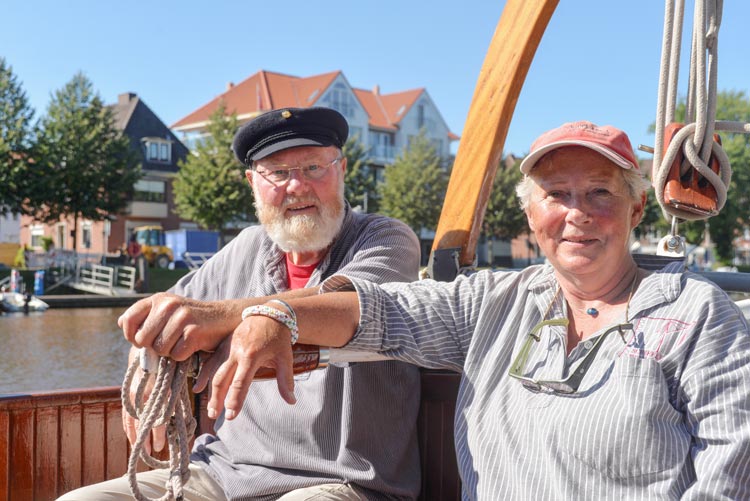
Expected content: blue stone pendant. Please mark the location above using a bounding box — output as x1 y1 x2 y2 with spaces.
586 307 599 316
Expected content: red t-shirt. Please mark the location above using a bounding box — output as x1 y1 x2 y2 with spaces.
285 255 320 290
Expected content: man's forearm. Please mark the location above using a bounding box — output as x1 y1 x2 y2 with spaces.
121 287 325 361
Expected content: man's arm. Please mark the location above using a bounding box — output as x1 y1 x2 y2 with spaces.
208 291 361 420
119 287 323 361
120 215 419 361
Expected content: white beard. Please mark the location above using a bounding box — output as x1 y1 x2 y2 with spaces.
254 182 345 253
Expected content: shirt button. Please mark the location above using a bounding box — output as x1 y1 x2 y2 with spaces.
583 340 594 350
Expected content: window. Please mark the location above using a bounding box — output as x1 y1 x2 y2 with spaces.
349 126 363 142
30 225 44 249
321 83 356 118
370 132 394 160
82 222 92 249
143 138 172 163
56 223 66 249
415 101 435 132
133 180 166 203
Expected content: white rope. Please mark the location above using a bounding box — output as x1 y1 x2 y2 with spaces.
651 0 750 222
122 349 196 501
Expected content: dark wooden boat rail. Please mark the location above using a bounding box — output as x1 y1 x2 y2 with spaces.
0 387 130 500
0 369 461 501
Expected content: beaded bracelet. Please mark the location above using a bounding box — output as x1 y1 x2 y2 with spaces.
241 304 300 345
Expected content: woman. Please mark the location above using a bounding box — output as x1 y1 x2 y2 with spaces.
211 121 750 499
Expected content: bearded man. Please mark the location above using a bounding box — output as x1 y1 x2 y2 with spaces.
59 108 422 501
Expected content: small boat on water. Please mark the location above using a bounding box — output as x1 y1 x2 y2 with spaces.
0 292 49 313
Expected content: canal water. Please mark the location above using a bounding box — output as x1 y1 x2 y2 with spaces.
0 307 131 395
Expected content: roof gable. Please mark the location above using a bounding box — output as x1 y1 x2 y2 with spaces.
171 70 454 141
171 70 341 130
111 93 189 172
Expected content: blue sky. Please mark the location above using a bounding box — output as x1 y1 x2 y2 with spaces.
3 1 749 159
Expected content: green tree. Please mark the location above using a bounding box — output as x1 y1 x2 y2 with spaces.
480 156 530 265
378 131 448 235
173 104 253 246
0 57 35 214
634 186 669 241
33 72 141 249
343 136 378 213
483 156 529 241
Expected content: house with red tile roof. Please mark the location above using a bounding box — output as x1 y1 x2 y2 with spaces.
171 70 458 174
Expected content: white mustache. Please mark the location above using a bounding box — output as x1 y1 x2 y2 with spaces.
282 197 319 211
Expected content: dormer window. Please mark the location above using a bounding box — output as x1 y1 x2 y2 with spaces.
142 137 172 163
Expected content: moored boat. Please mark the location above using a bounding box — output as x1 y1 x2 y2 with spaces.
0 292 49 314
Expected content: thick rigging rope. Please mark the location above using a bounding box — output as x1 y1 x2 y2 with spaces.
652 0 750 222
121 349 196 501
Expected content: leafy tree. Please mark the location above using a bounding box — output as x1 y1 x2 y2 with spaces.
0 57 35 214
378 131 448 235
634 186 669 240
173 104 253 246
343 136 378 213
483 156 529 241
33 72 141 249
478 155 529 265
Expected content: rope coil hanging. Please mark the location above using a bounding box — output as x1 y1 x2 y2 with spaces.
121 348 197 501
652 0 750 223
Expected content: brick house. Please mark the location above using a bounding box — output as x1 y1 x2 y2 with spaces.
20 93 190 254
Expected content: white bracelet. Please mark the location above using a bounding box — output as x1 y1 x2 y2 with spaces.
242 304 299 345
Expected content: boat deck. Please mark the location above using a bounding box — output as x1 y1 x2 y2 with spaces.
0 370 461 501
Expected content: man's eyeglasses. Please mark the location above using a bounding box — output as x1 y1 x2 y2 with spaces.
508 319 632 394
254 156 342 186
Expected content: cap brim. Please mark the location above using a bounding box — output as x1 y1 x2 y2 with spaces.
250 137 336 162
519 140 635 174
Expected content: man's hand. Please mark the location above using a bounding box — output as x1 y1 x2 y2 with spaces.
208 314 297 420
193 337 232 394
118 292 237 361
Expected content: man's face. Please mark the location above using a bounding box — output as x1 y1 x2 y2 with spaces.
246 145 347 253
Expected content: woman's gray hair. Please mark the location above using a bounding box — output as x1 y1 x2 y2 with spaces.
515 165 651 210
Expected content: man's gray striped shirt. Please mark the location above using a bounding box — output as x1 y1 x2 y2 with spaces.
173 207 422 500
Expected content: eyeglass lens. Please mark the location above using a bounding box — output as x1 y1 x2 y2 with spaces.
257 156 340 184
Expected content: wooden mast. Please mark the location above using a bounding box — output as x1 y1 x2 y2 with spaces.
427 0 558 280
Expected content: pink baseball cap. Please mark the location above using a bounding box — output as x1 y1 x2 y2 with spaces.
519 121 640 174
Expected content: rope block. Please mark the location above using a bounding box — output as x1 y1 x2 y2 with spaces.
662 122 722 217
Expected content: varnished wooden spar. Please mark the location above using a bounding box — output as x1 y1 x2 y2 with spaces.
428 0 558 280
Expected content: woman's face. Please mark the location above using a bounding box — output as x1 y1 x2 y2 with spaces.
525 146 645 279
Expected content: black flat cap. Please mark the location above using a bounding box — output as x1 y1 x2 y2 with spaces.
232 107 349 166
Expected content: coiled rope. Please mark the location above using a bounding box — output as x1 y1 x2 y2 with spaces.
652 0 750 222
121 349 196 501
